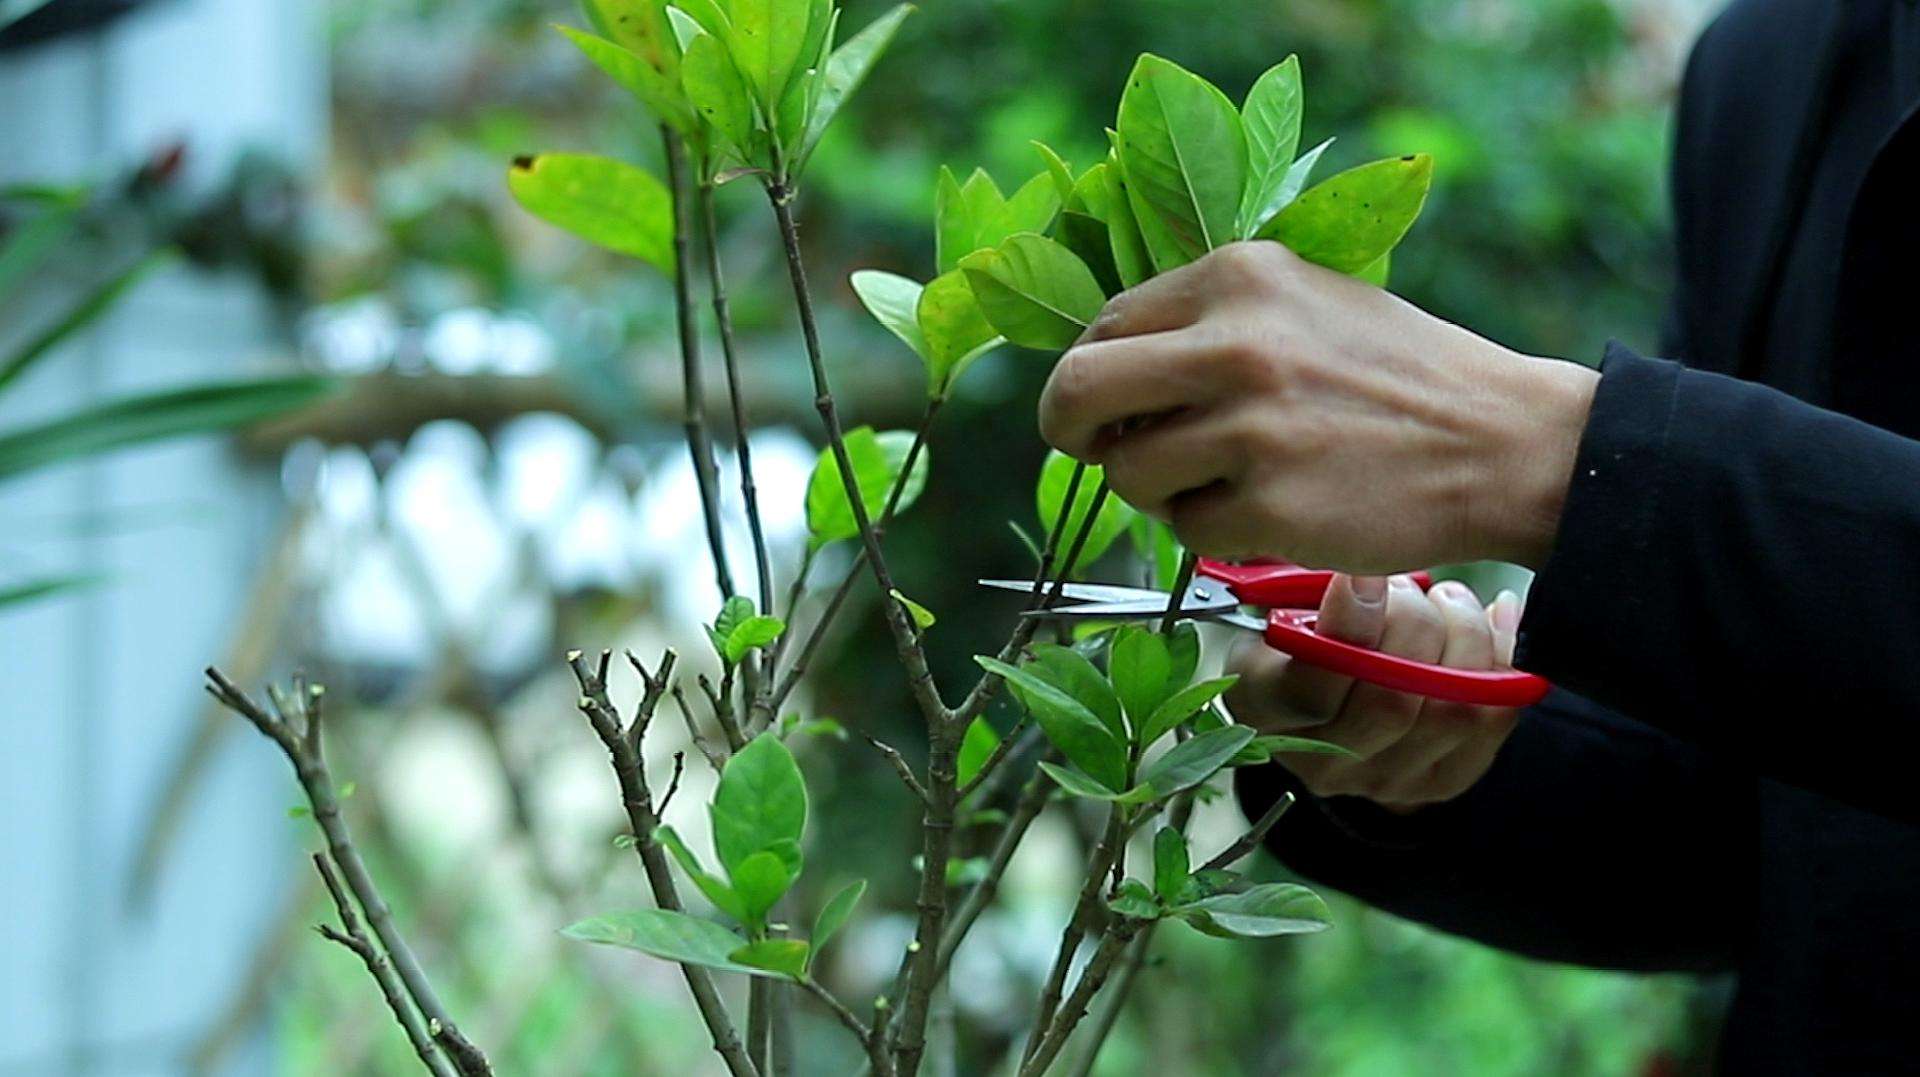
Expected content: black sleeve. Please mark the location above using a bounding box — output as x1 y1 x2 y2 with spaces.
1517 345 1920 824
1236 689 1755 973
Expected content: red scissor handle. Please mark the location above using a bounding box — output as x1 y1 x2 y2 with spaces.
1199 558 1431 607
1197 558 1553 708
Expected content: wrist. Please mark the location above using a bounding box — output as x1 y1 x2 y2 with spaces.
1478 354 1599 569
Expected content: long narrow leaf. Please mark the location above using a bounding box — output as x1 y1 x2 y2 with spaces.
0 251 172 395
0 374 336 483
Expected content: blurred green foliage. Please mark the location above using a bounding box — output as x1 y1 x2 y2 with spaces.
293 0 1712 1072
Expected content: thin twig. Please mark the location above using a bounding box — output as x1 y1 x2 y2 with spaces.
1022 809 1127 1065
1199 792 1296 874
661 128 736 601
697 180 774 617
658 751 689 816
565 652 759 1077
670 684 728 772
311 854 455 1077
862 733 930 803
763 166 945 729
1017 922 1143 1077
953 715 1030 803
1030 460 1087 600
1065 932 1152 1077
934 762 1052 981
802 978 894 1077
1158 552 1199 635
204 670 494 1077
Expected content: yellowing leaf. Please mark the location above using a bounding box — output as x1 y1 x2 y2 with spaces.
1260 155 1433 275
508 153 675 272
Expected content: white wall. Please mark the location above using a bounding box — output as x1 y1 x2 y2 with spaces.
0 0 322 1072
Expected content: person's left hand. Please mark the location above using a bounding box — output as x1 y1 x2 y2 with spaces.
1036 241 1600 574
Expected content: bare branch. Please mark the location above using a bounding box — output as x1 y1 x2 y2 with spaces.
935 761 1052 980
671 685 729 772
763 167 946 730
697 180 775 618
565 653 759 1077
802 977 895 1077
311 854 455 1077
205 669 494 1077
1022 809 1126 1065
661 127 736 601
1199 792 1296 874
1017 921 1142 1077
861 732 930 804
658 751 688 816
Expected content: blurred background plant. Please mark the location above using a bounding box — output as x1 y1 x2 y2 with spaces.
4 0 1724 1073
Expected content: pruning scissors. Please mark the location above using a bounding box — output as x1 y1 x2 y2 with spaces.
981 558 1552 707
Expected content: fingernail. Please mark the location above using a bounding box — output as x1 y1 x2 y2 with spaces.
1388 574 1419 591
1491 590 1522 634
1349 575 1387 605
1434 580 1479 608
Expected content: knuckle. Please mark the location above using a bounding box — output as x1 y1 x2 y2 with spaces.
1038 352 1093 447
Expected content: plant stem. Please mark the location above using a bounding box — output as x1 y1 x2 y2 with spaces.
1030 461 1087 600
662 128 736 601
1065 932 1151 1077
697 179 774 616
1158 552 1199 634
801 978 894 1076
205 671 494 1077
566 652 759 1077
1017 923 1141 1077
763 168 946 728
1022 809 1126 1065
310 853 457 1077
934 761 1052 980
749 979 772 1075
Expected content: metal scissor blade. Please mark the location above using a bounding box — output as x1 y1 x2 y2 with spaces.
976 578 1170 605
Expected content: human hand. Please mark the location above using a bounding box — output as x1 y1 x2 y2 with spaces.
1036 241 1599 573
1224 573 1524 811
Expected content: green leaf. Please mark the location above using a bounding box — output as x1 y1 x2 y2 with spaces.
1138 675 1239 748
1 250 171 395
1114 54 1248 270
557 24 697 135
810 879 866 956
710 733 808 878
890 588 936 630
799 3 913 165
1033 140 1076 203
0 376 336 485
976 657 1127 791
1237 56 1303 239
997 173 1064 239
1036 761 1121 799
682 31 759 161
726 0 813 111
729 938 811 979
709 595 755 658
1108 879 1162 919
1027 643 1123 740
582 0 681 82
955 717 999 791
1356 251 1391 288
1101 148 1154 288
915 269 1001 398
1164 620 1201 692
803 427 929 547
731 849 798 922
1138 723 1255 799
1265 136 1333 221
1152 826 1190 902
726 615 787 662
508 153 675 273
657 825 751 922
1108 626 1172 736
1174 882 1331 938
960 233 1104 351
0 196 80 301
565 908 778 975
0 573 98 611
1055 210 1122 296
850 270 929 360
1234 734 1358 766
934 167 988 274
1260 155 1434 275
1035 452 1137 569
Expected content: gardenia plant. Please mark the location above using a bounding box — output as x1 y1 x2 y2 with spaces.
206 2 1434 1074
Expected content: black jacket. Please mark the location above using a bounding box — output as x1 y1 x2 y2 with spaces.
1240 2 1920 1072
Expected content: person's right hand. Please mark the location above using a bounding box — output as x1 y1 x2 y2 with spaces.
1223 573 1525 812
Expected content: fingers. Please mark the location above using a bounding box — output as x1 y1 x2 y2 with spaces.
1296 576 1448 759
1263 574 1388 720
1357 581 1499 797
1488 589 1522 667
1037 329 1231 460
1079 262 1211 343
1100 409 1246 520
